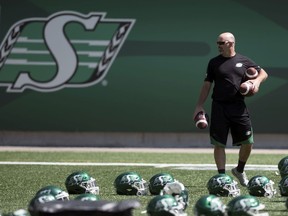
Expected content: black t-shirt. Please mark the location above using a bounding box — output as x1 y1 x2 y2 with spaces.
205 53 260 102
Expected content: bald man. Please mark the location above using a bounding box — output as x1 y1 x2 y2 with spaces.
194 32 268 186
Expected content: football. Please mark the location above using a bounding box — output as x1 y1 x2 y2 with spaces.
194 111 209 129
239 81 255 96
245 67 258 79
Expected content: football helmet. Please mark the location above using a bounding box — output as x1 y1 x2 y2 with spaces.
149 173 175 195
247 175 276 198
160 181 189 210
207 174 240 197
278 156 288 178
28 194 56 212
193 195 227 216
278 156 288 171
146 195 187 216
74 193 100 201
279 175 288 196
65 171 99 195
227 195 268 216
36 185 69 200
114 171 148 196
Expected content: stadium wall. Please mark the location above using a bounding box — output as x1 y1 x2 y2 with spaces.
0 0 287 148
0 131 287 149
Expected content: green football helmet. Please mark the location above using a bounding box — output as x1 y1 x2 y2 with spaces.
207 174 240 197
28 194 56 212
279 175 288 196
160 181 189 210
146 195 187 216
247 175 276 198
74 193 100 201
36 185 69 200
278 156 288 178
278 156 288 171
149 173 175 195
193 195 227 216
65 171 99 195
114 171 148 196
227 195 268 216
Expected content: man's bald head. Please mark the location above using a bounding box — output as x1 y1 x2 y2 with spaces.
218 32 235 43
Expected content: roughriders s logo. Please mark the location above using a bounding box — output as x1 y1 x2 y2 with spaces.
0 11 135 92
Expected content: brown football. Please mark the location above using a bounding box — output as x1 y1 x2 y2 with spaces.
239 81 255 96
194 111 209 129
245 67 258 79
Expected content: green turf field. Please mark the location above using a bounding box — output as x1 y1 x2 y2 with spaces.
0 151 287 215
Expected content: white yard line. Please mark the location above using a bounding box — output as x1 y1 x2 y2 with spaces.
0 146 284 171
0 161 278 171
0 146 287 154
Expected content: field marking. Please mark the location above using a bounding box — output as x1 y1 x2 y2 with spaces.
0 161 278 171
0 147 287 154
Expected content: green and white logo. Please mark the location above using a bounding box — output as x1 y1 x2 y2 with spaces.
0 11 135 92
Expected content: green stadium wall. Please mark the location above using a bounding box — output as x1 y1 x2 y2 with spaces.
0 0 287 138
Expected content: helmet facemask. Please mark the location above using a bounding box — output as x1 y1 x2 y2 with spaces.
262 180 276 198
223 180 241 197
55 191 69 200
133 179 149 196
80 177 100 195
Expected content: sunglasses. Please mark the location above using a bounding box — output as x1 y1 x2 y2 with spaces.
216 41 226 45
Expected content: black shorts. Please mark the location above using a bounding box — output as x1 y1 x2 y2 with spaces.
210 100 254 147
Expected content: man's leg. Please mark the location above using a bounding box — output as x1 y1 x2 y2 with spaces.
214 145 226 174
232 144 252 186
237 143 252 172
239 143 252 164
